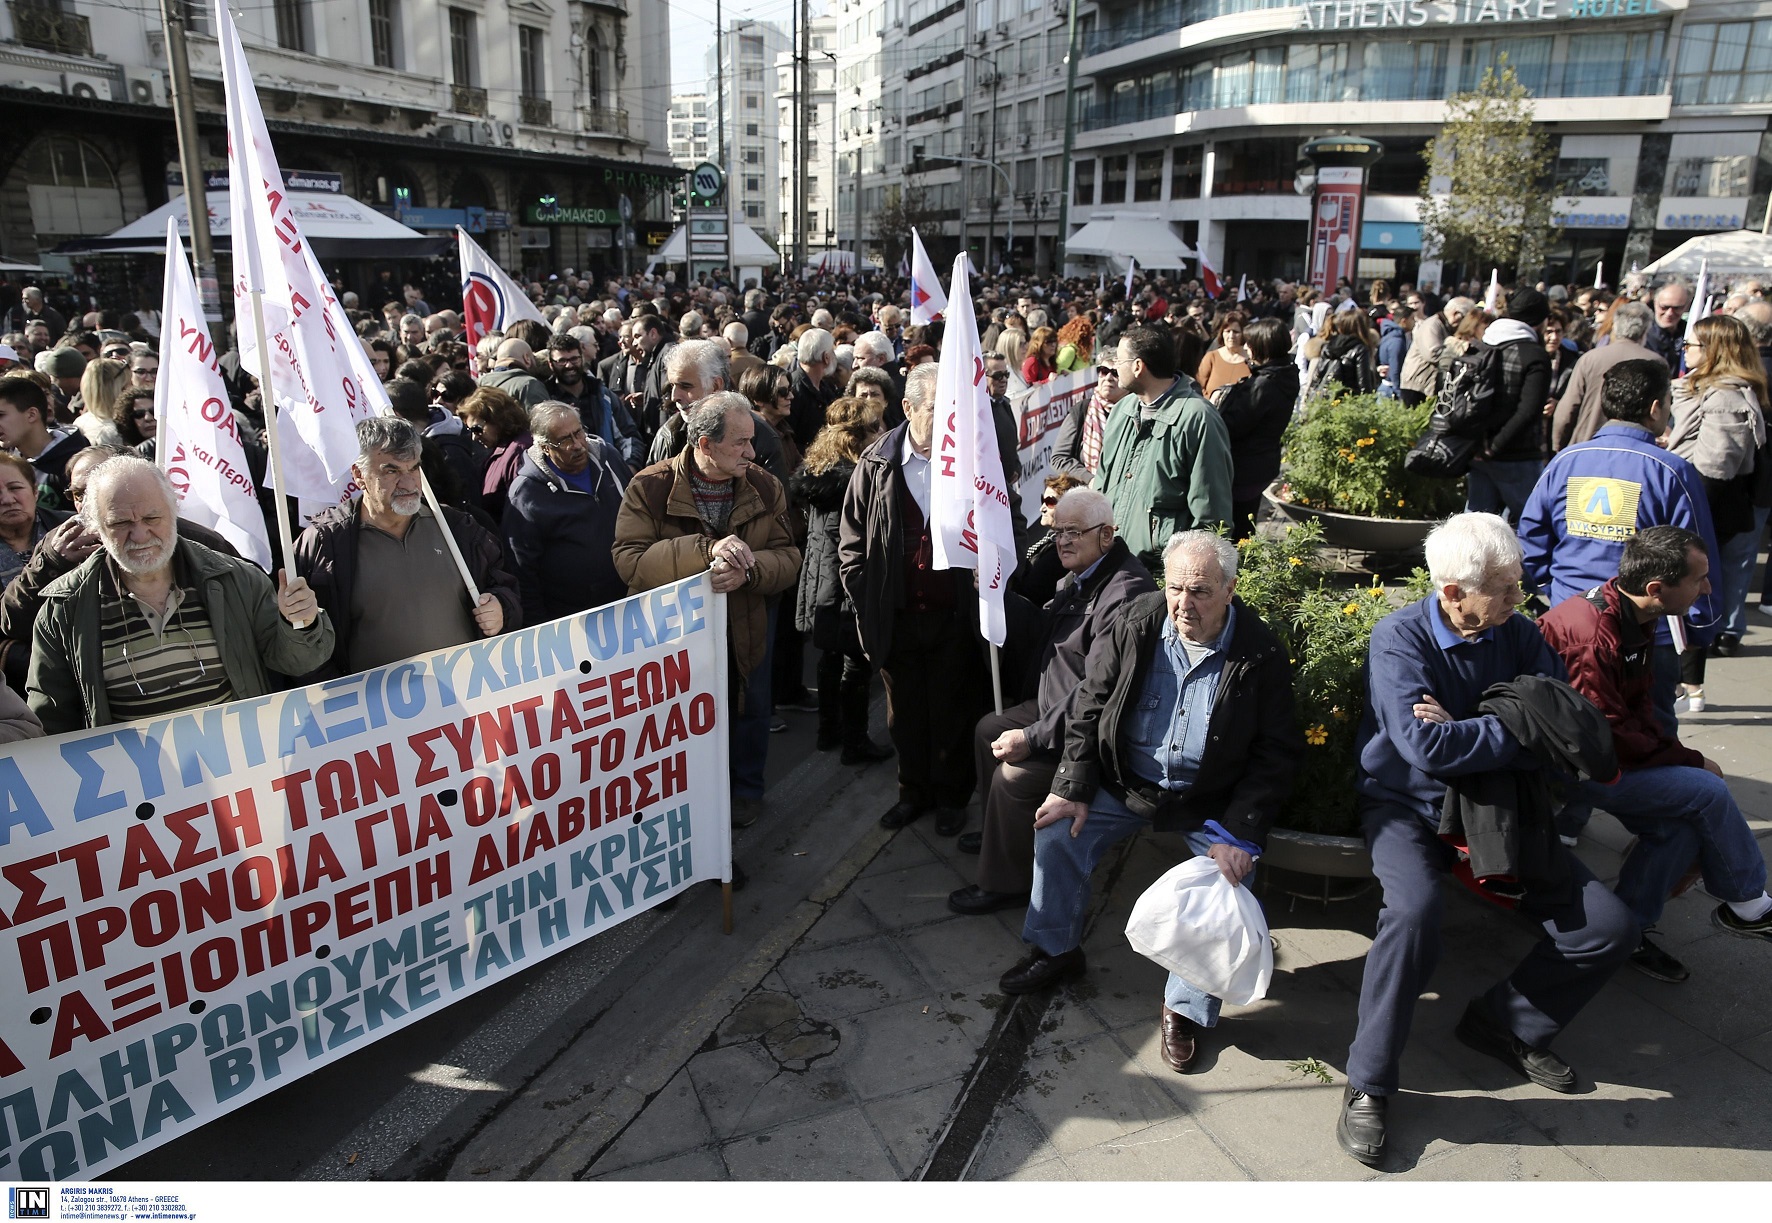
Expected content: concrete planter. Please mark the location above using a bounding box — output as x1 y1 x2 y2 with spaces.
1263 826 1374 880
1263 483 1439 554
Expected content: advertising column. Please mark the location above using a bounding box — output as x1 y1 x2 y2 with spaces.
1300 135 1384 296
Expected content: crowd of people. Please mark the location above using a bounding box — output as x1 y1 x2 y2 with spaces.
1 257 1769 1169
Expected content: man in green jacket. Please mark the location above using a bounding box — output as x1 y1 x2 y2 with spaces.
1096 324 1233 572
28 455 332 734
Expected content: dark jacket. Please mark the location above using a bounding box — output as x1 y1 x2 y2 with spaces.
1219 361 1296 502
789 461 857 645
479 364 550 410
293 498 522 682
1439 676 1615 903
788 362 831 450
503 440 630 623
1011 527 1068 607
1004 537 1155 756
837 421 1027 665
1049 593 1301 846
1538 580 1704 772
1377 318 1409 398
1311 334 1378 398
1483 326 1553 462
647 408 789 486
637 340 677 443
548 372 646 469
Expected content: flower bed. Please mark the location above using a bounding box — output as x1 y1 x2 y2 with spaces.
1235 520 1434 837
1277 389 1465 521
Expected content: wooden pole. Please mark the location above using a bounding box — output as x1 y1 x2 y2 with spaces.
722 882 733 934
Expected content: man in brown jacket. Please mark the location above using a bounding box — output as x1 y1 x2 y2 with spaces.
613 391 801 841
1550 302 1664 452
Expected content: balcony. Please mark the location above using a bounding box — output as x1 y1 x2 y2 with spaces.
582 0 626 10
581 104 629 137
520 95 551 126
450 83 488 116
9 1 93 56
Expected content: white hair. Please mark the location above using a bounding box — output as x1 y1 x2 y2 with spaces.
810 308 835 330
797 327 835 366
854 331 894 365
1161 531 1237 584
1424 512 1522 591
724 320 749 347
665 338 729 390
1055 485 1112 528
904 362 940 409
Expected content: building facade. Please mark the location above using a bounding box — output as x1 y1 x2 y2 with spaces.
0 0 677 299
669 92 711 168
706 18 790 251
1069 0 1772 289
776 14 838 268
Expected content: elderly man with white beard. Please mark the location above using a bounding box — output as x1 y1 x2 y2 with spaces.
27 455 332 734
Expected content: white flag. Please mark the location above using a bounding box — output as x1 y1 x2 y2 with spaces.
1237 274 1248 303
929 253 1017 647
218 0 369 505
1684 258 1710 344
156 218 272 570
909 228 947 326
1124 256 1137 303
1484 268 1501 314
1593 259 1604 290
459 227 546 372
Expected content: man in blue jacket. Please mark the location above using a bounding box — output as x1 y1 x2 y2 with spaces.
502 400 632 622
1336 512 1636 1170
1518 358 1720 736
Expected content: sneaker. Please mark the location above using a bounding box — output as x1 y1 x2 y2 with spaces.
1711 902 1772 942
768 716 789 734
1757 604 1772 619
1558 834 1580 848
1629 933 1689 983
777 692 821 713
1681 686 1706 713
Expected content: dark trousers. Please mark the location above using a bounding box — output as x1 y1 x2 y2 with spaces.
971 700 1056 894
880 609 987 809
816 648 873 747
773 581 810 703
1345 802 1636 1097
1401 389 1428 407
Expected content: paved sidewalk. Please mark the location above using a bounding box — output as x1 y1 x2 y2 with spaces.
480 613 1772 1182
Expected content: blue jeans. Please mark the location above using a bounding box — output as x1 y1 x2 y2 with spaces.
1022 788 1253 1028
1582 765 1767 930
730 600 777 800
1465 457 1545 524
1719 505 1771 639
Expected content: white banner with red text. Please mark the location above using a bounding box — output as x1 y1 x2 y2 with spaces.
1009 369 1098 524
0 576 731 1180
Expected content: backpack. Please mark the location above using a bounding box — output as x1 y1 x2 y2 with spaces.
1402 343 1505 480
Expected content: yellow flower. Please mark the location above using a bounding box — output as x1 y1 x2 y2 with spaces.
1397 499 1406 507
1342 601 1360 616
1370 586 1386 599
1369 428 1378 435
1288 556 1304 567
1355 436 1376 447
1305 724 1329 746
1330 705 1347 721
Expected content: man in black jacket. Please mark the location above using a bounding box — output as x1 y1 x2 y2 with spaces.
995 531 1300 1077
948 487 1154 913
1468 286 1552 524
502 401 631 622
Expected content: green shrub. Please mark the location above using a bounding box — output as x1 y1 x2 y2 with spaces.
1278 388 1465 521
1235 521 1436 837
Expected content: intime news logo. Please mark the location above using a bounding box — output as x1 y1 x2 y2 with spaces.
9 1187 50 1219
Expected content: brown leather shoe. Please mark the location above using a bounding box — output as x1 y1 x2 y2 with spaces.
1159 1007 1199 1073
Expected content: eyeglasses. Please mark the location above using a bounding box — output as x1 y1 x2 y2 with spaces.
1051 524 1107 544
541 427 588 451
1040 494 1060 507
1682 341 1704 351
131 407 156 420
104 348 132 359
132 366 158 377
1095 366 1117 377
464 421 485 437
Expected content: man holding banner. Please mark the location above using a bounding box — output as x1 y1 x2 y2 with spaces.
28 456 331 734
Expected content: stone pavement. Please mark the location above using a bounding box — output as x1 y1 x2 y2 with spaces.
461 608 1772 1183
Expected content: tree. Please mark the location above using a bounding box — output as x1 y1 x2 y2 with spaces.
1417 61 1560 283
872 184 942 273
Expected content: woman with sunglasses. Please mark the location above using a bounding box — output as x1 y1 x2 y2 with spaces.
1050 361 1132 481
1012 471 1089 605
1668 313 1769 684
457 386 531 525
116 385 158 458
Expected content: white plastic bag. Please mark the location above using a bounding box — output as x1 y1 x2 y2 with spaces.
1124 856 1273 1006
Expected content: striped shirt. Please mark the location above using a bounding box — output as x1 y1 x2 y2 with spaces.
99 557 236 723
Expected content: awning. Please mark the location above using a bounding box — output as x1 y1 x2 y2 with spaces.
1063 213 1195 270
0 257 44 273
54 192 449 259
652 222 778 264
1641 229 1772 280
1361 222 1422 252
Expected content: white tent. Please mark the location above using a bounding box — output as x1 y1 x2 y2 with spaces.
1641 229 1772 281
651 222 778 266
0 257 44 273
1063 212 1196 272
58 191 444 258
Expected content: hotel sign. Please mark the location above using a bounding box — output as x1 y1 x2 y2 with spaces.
1297 0 1665 29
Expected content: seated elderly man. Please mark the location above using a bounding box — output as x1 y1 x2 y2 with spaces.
996 531 1300 1075
1538 526 1772 981
949 486 1154 914
1337 512 1637 1170
28 455 331 733
613 392 801 844
295 417 519 681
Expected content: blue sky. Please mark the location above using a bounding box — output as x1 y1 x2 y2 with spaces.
668 0 809 95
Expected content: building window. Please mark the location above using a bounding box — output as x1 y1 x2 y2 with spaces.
1041 155 1062 191
1171 146 1202 199
448 8 476 86
586 29 604 105
1673 21 1772 105
1015 159 1035 193
1074 158 1095 206
518 26 545 98
367 0 397 68
746 202 763 219
1459 37 1551 95
745 122 759 136
20 135 123 236
274 0 308 52
1561 31 1666 98
1019 36 1040 72
1665 154 1753 198
745 148 761 164
1212 137 1293 196
744 93 760 110
1359 40 1446 101
1133 150 1163 201
1042 92 1065 135
745 175 761 192
1283 42 1348 104
1102 154 1127 203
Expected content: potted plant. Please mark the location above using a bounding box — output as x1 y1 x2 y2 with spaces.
1233 520 1434 878
1264 389 1465 554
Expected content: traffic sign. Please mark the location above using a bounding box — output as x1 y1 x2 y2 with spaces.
690 161 725 201
690 218 729 235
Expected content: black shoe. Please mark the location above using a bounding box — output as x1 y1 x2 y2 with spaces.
1630 933 1690 983
1336 1085 1388 1168
957 831 983 855
816 730 842 752
840 737 894 765
768 716 789 734
934 806 966 836
732 797 763 829
1454 1000 1578 1092
1711 901 1772 942
777 692 821 713
1709 633 1742 658
880 801 927 830
947 884 1030 915
728 862 747 892
998 947 1086 994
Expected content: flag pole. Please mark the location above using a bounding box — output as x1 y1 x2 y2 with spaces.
416 474 482 605
154 221 179 475
989 641 1003 715
246 288 302 600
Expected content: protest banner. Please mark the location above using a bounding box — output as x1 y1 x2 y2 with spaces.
0 576 732 1180
1007 369 1099 523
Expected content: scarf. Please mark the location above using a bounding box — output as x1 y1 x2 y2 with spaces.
1081 389 1114 474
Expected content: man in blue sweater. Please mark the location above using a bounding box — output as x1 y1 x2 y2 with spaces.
1518 358 1720 737
1336 513 1636 1170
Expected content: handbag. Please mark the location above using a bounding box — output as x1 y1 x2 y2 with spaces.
1124 856 1273 1005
